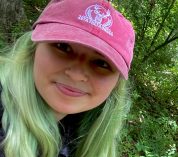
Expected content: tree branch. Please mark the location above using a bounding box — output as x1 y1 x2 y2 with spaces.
142 0 177 62
165 28 175 42
140 1 155 41
142 35 178 62
170 86 178 95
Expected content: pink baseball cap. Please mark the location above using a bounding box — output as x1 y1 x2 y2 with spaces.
31 0 135 79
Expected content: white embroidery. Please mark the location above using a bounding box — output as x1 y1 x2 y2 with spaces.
78 4 113 36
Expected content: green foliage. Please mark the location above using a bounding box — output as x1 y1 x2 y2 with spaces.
120 113 177 157
23 0 49 25
113 0 178 156
0 0 48 45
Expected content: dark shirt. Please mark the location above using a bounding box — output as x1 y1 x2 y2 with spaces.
0 85 79 157
0 84 5 157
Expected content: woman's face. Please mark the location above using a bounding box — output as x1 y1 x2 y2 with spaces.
33 42 120 119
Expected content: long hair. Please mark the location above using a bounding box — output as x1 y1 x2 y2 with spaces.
0 32 60 157
0 32 131 157
75 78 130 157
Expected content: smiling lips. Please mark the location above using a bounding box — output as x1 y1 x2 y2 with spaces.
55 83 88 97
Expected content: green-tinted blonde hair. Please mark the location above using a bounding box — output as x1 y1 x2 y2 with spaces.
0 32 131 157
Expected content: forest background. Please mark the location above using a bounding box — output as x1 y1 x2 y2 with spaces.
0 0 177 156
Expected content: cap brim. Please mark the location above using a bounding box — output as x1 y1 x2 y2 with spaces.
31 23 128 79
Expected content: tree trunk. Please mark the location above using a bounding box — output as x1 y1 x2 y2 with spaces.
0 0 27 42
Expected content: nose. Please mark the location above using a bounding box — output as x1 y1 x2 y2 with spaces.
64 65 88 82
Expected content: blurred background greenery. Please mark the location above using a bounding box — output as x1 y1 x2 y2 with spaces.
0 0 177 156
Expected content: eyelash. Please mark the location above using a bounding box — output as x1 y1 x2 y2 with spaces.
55 43 72 54
91 59 112 71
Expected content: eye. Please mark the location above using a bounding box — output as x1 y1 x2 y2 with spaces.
91 59 112 71
55 43 73 54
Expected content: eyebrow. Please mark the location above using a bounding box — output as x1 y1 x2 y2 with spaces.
73 43 106 58
94 51 103 56
95 50 113 62
93 50 107 58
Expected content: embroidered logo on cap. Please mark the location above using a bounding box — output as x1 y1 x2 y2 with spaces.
78 4 113 36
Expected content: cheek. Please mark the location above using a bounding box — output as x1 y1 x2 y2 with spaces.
34 50 51 71
33 47 57 90
95 72 119 91
33 47 63 79
33 51 48 81
90 75 119 106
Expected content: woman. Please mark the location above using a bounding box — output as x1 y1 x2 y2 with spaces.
0 0 135 157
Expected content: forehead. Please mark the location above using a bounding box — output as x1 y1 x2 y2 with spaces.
63 42 107 58
65 42 118 70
